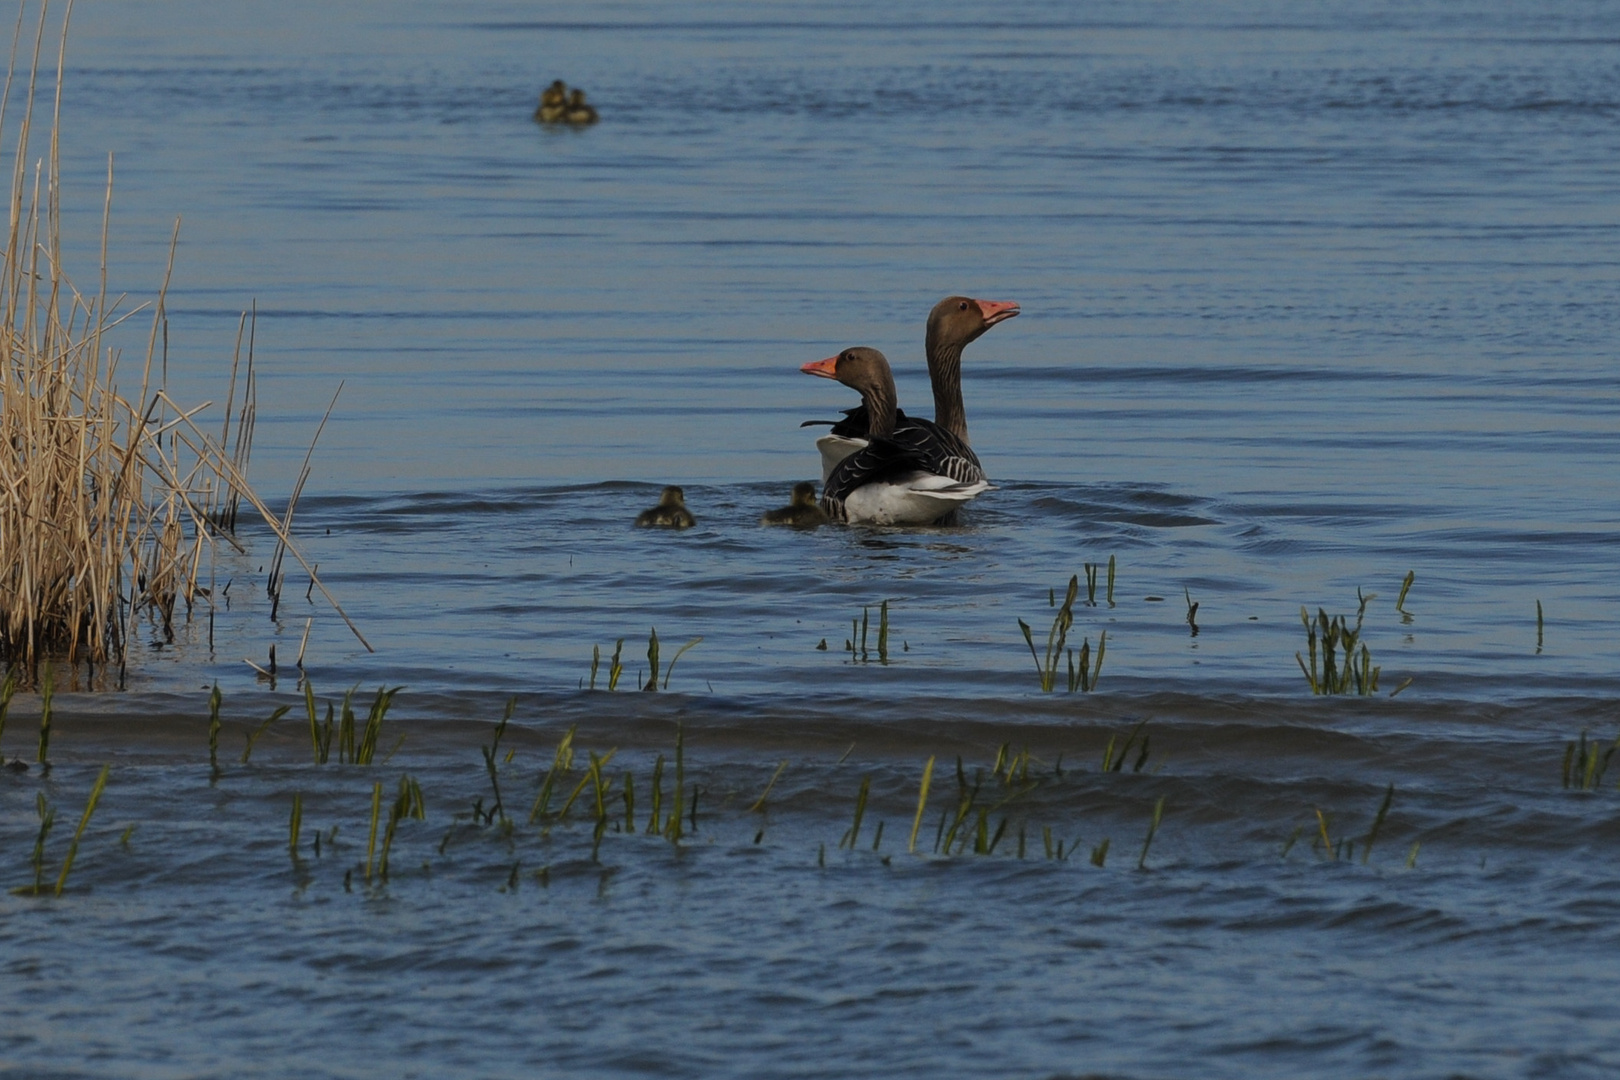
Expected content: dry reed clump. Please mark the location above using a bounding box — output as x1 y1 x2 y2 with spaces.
0 2 360 682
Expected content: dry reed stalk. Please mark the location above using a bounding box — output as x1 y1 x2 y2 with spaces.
0 3 365 678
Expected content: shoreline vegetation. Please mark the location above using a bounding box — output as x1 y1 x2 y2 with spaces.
0 2 357 687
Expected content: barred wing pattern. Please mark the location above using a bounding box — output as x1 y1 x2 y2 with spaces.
820 419 989 524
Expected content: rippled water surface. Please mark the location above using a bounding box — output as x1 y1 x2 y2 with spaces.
4 1 1620 1077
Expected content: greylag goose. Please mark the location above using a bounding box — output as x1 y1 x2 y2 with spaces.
802 348 990 525
808 294 1019 482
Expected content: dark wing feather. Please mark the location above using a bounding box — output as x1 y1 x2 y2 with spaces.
823 405 914 438
820 436 931 517
886 416 985 485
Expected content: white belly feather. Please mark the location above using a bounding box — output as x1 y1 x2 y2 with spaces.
841 473 992 526
814 434 867 484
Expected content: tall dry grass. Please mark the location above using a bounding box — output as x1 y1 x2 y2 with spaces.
0 1 363 682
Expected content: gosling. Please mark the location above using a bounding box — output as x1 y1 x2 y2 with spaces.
535 79 568 123
761 481 829 528
635 486 696 529
564 88 599 125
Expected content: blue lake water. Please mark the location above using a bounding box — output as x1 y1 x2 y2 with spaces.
3 2 1619 1077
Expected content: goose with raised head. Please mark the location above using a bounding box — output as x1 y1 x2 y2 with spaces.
801 348 990 525
807 294 1018 482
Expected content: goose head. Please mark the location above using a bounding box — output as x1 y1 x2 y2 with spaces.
927 295 1020 350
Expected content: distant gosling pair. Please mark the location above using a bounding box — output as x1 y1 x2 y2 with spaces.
535 79 598 125
634 482 829 529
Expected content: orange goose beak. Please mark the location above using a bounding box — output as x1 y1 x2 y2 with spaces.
975 299 1020 326
800 355 840 379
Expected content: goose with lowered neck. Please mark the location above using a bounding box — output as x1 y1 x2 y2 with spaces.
810 294 1018 481
801 347 990 525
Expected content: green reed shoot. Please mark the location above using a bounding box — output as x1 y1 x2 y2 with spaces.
644 628 660 691
608 638 624 690
17 792 55 895
939 767 983 853
37 663 53 764
365 780 383 881
479 697 516 826
1395 571 1415 616
749 759 789 813
1020 575 1079 691
647 754 664 833
48 764 111 897
1563 729 1620 791
1107 554 1117 607
289 793 303 863
1066 630 1106 692
1101 718 1150 773
558 749 618 819
588 751 612 821
528 724 578 823
206 683 222 771
481 745 506 826
0 667 17 751
908 756 935 852
966 808 989 855
1536 600 1544 653
985 816 1007 854
1138 795 1165 869
1362 784 1394 864
1406 842 1420 868
241 705 292 764
1313 808 1333 858
1296 600 1380 695
304 681 321 762
1090 838 1109 867
623 770 635 832
1084 563 1098 606
663 636 703 689
841 776 872 850
994 744 1032 787
337 685 357 762
354 686 402 765
378 773 426 881
846 603 890 665
666 724 686 843
589 644 600 690
1280 824 1303 858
